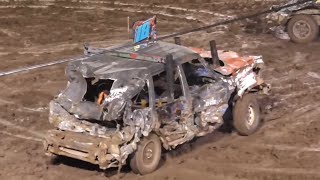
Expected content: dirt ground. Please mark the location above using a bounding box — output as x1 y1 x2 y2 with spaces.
0 0 320 180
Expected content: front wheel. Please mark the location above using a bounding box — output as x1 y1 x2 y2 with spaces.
233 94 261 136
287 15 319 43
130 133 162 175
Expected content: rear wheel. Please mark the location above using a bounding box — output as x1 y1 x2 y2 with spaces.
233 94 261 136
287 15 319 43
130 133 162 175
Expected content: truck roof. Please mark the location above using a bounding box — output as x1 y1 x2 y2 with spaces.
69 41 200 80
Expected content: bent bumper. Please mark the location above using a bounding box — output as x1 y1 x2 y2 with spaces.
44 129 121 169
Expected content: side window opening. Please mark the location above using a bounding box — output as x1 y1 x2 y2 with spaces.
153 70 184 103
132 83 149 109
152 73 166 100
153 72 167 99
173 75 183 99
182 62 215 87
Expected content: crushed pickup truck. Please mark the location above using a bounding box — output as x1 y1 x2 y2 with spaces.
44 17 270 175
267 0 320 43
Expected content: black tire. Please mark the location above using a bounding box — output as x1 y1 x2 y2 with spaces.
287 15 319 43
130 133 162 175
233 94 261 136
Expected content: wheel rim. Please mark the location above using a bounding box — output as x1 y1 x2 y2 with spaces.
142 141 155 165
292 20 312 39
246 105 255 128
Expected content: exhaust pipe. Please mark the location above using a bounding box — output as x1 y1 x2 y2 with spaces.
174 37 181 45
209 40 220 68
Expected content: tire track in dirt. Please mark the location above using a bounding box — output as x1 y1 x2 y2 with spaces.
0 4 206 24
248 143 320 153
175 134 320 177
108 1 234 24
0 0 238 33
160 155 320 180
0 39 128 57
0 130 43 142
187 161 320 177
0 118 45 139
146 165 247 180
162 137 320 179
263 61 320 121
1 0 234 19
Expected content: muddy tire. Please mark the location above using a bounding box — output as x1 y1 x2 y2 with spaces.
287 15 319 43
130 133 162 175
233 94 260 136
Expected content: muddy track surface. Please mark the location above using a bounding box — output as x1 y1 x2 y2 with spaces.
0 0 320 180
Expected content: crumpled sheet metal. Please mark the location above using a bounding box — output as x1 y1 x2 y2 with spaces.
46 41 269 170
47 78 157 168
130 108 154 136
266 1 315 26
189 47 261 76
189 47 265 97
57 62 147 122
46 54 160 169
192 81 230 111
267 0 320 40
47 100 147 169
45 129 126 169
50 101 118 138
277 0 316 13
199 104 228 126
156 80 232 149
270 25 291 40
233 65 259 96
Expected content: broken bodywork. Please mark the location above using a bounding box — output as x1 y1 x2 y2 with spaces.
44 17 269 173
267 0 320 40
44 41 268 170
46 51 161 169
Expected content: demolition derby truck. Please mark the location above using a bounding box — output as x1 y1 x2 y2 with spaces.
268 0 320 43
44 17 270 174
